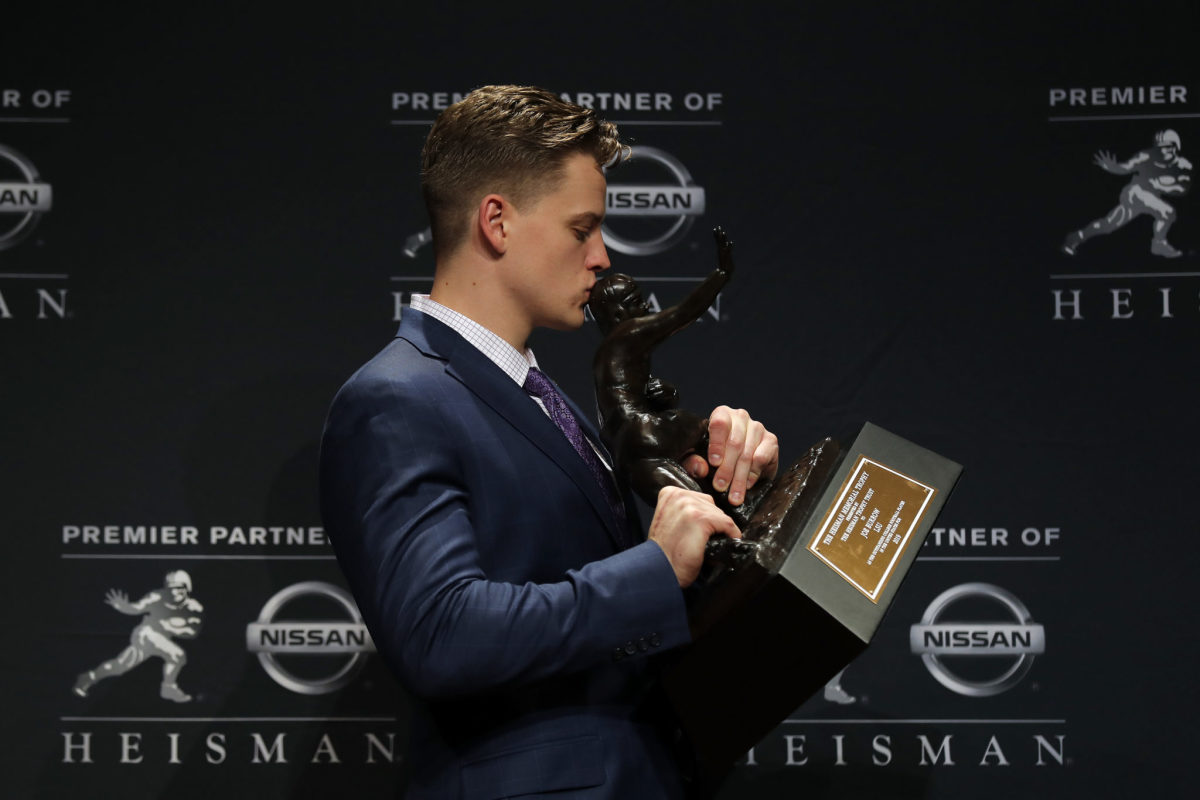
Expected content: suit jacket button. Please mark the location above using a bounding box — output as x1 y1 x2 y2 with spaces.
624 641 637 655
649 633 661 647
637 637 649 652
612 648 625 662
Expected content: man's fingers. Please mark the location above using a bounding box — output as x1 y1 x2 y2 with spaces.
753 430 780 484
726 420 764 505
698 406 781 506
716 508 741 539
656 484 715 504
689 499 741 543
682 453 709 479
706 406 732 467
649 487 742 586
709 406 747 494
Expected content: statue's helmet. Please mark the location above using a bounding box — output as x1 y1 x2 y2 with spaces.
593 272 635 304
1156 129 1182 150
165 570 192 592
590 272 644 332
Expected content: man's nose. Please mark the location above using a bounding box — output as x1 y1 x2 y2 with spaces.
591 232 611 271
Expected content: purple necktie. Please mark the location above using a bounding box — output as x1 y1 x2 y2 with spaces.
523 367 630 540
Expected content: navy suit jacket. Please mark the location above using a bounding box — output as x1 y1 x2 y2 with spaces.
320 309 692 798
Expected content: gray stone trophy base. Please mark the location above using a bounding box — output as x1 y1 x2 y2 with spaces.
660 423 961 790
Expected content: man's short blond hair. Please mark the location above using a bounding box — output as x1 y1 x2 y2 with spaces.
421 85 627 257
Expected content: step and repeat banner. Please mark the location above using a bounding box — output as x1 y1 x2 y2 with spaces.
2 5 1196 798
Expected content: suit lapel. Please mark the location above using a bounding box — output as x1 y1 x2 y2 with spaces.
564 389 639 550
396 310 628 549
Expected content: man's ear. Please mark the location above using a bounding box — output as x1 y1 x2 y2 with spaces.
478 194 508 256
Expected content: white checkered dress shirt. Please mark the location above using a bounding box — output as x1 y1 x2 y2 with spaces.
409 295 612 470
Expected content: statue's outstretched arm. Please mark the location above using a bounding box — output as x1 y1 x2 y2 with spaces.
629 228 734 347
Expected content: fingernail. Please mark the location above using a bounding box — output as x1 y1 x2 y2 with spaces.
714 478 727 491
709 453 722 465
729 491 742 504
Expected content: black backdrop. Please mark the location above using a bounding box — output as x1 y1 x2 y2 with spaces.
3 3 1197 797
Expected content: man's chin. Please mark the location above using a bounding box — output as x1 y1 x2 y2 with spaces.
548 310 587 331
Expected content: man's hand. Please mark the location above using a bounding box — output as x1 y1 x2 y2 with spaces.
648 487 742 587
683 406 779 506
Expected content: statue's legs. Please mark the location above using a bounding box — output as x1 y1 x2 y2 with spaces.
631 458 705 500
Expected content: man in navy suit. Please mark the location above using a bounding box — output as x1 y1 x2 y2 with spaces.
320 85 779 798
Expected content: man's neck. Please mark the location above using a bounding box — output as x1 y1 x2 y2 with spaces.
430 264 531 351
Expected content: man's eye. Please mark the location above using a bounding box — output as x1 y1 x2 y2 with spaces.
574 228 591 242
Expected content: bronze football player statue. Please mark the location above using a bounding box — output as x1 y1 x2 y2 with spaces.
590 227 770 529
591 228 844 588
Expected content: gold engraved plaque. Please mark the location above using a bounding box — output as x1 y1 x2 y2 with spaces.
807 454 937 603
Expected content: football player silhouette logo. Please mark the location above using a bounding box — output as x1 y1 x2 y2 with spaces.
1063 129 1192 259
73 571 203 703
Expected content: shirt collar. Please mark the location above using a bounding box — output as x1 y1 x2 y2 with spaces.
409 294 537 386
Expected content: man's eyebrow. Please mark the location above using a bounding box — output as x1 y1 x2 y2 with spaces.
568 211 604 226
